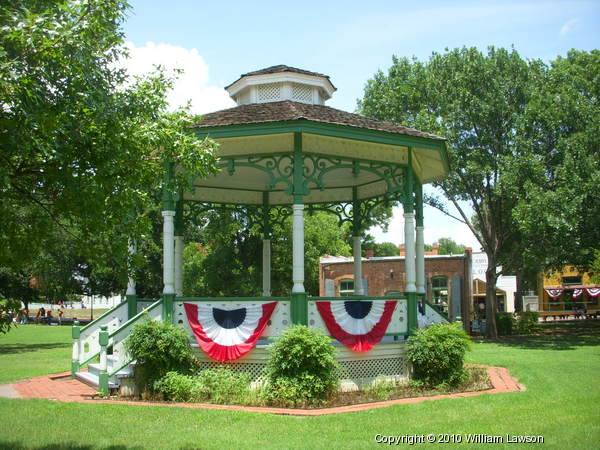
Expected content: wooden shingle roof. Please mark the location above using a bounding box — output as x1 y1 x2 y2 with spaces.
225 65 334 90
195 101 445 141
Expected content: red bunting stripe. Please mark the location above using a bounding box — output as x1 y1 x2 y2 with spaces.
184 302 276 362
587 288 600 297
316 300 396 352
545 288 563 299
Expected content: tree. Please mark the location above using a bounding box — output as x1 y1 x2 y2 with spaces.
362 239 400 257
359 47 544 338
435 238 466 255
511 50 600 270
0 1 219 315
183 210 351 297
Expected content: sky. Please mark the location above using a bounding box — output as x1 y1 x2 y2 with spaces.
122 0 600 251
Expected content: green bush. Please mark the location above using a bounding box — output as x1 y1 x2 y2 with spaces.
153 371 204 402
153 369 252 404
515 311 539 334
265 325 340 406
496 312 515 336
125 318 196 390
407 322 471 386
196 368 251 404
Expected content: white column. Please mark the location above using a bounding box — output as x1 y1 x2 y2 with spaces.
416 226 425 294
174 235 184 297
126 239 136 296
292 204 305 293
404 212 417 292
162 210 175 295
352 236 364 295
262 239 271 297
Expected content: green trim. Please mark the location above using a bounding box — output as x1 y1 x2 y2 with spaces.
71 360 80 377
162 293 175 324
311 296 408 301
352 187 361 235
195 120 447 152
108 299 163 339
80 301 127 333
108 359 134 378
162 161 175 211
415 182 423 227
98 372 109 396
72 322 80 339
79 352 100 368
293 132 306 203
99 326 109 347
403 155 415 213
126 294 137 320
174 193 184 235
291 292 308 325
177 296 283 302
423 299 450 322
407 292 418 335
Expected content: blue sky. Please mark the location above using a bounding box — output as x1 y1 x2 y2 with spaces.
122 0 599 249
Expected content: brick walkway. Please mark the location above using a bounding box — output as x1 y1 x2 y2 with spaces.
4 366 523 416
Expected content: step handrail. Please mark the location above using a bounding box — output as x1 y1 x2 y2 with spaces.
108 298 163 339
80 300 128 332
106 298 163 377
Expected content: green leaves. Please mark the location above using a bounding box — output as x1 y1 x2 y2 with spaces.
0 1 219 296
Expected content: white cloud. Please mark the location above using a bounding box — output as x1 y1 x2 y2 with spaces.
560 18 579 35
120 41 235 114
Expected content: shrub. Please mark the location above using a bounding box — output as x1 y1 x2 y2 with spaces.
515 311 539 334
496 312 515 336
196 368 251 404
125 318 196 390
265 325 340 406
407 322 471 386
153 369 252 404
153 371 204 402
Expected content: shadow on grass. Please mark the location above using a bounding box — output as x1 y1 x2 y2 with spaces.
0 442 136 450
494 320 600 351
0 342 70 355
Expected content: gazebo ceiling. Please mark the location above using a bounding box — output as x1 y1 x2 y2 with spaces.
185 66 448 206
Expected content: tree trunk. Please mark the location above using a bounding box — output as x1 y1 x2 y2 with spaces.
485 253 499 339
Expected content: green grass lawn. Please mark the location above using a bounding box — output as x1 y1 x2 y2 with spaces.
0 325 71 384
0 321 599 449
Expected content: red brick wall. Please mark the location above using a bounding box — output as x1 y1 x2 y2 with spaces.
319 255 473 327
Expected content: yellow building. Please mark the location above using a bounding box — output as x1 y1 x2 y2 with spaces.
538 266 600 318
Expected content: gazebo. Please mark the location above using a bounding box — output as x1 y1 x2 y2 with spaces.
72 66 450 393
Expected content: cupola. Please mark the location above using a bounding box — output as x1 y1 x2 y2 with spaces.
225 65 336 106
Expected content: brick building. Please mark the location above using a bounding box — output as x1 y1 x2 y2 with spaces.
319 250 473 323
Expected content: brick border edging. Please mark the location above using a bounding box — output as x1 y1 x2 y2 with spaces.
7 366 524 416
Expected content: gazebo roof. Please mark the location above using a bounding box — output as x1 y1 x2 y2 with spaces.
195 100 443 141
225 65 335 90
186 66 449 206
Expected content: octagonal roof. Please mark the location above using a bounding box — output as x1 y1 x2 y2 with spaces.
187 67 449 206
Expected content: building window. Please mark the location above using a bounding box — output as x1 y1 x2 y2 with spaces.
562 276 582 286
431 276 449 314
339 279 354 297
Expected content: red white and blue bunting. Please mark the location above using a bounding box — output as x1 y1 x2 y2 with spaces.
587 288 600 297
184 302 276 363
544 289 563 299
572 288 584 299
316 300 396 352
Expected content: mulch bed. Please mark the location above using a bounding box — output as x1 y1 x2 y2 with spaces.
6 365 523 416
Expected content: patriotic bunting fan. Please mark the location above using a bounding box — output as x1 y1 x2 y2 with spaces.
316 300 396 352
587 288 600 297
184 302 276 362
545 288 563 299
572 288 583 299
